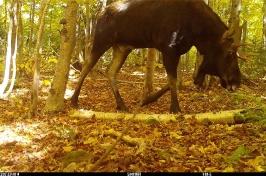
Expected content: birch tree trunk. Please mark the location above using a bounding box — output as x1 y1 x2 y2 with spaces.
74 9 84 64
45 0 78 112
0 0 18 99
30 0 50 117
101 0 107 11
84 2 91 62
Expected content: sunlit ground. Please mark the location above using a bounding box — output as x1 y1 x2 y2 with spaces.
0 122 49 167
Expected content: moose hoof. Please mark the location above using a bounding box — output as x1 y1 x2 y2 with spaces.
170 106 181 114
140 100 148 107
71 97 79 108
117 105 129 112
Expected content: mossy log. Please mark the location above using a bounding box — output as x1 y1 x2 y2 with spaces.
69 107 266 124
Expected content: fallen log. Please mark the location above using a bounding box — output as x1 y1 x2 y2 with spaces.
69 107 266 124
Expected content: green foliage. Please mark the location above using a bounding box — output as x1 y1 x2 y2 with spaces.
17 59 34 75
232 92 264 106
225 145 250 165
61 149 91 167
235 107 266 124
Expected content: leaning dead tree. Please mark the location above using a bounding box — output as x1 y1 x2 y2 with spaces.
45 0 78 112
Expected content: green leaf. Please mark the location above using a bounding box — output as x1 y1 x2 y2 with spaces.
225 145 250 165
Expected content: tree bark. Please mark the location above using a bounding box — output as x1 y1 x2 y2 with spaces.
101 0 107 11
30 0 50 117
142 48 156 100
16 0 23 60
0 0 18 99
74 8 84 64
241 20 247 51
228 0 242 45
28 0 36 51
263 0 266 49
4 0 8 31
45 0 78 112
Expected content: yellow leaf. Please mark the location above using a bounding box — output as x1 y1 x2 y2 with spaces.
224 166 234 172
4 110 14 116
63 146 74 152
170 132 183 140
63 162 77 172
153 128 162 138
83 137 97 145
42 80 51 87
247 156 265 172
159 160 166 163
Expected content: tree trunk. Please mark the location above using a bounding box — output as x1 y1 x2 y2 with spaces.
142 48 156 100
263 0 266 49
101 0 107 11
45 0 78 112
30 0 50 117
74 8 84 64
4 0 8 31
228 0 242 45
28 0 36 51
16 0 23 58
0 0 18 99
241 20 247 51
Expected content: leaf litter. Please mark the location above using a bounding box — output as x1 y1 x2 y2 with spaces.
0 67 265 172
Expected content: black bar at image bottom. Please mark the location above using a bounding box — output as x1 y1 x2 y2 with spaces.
0 172 265 176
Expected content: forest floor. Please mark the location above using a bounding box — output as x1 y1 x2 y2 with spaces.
0 66 265 172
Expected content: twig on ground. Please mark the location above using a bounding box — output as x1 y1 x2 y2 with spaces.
87 114 137 171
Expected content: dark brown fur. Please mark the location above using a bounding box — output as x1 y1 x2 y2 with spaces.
71 0 241 113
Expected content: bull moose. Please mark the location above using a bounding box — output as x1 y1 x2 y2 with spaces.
71 0 242 113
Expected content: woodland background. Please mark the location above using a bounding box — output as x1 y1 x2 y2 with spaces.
0 0 265 172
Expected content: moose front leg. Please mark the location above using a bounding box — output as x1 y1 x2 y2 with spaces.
163 53 181 113
107 46 132 111
71 52 102 107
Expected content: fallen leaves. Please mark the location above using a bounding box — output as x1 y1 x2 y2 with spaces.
0 67 265 172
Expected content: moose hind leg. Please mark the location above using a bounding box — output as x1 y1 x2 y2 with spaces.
141 84 170 106
107 46 131 111
163 53 181 113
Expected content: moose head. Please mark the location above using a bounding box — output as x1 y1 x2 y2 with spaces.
194 29 245 91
